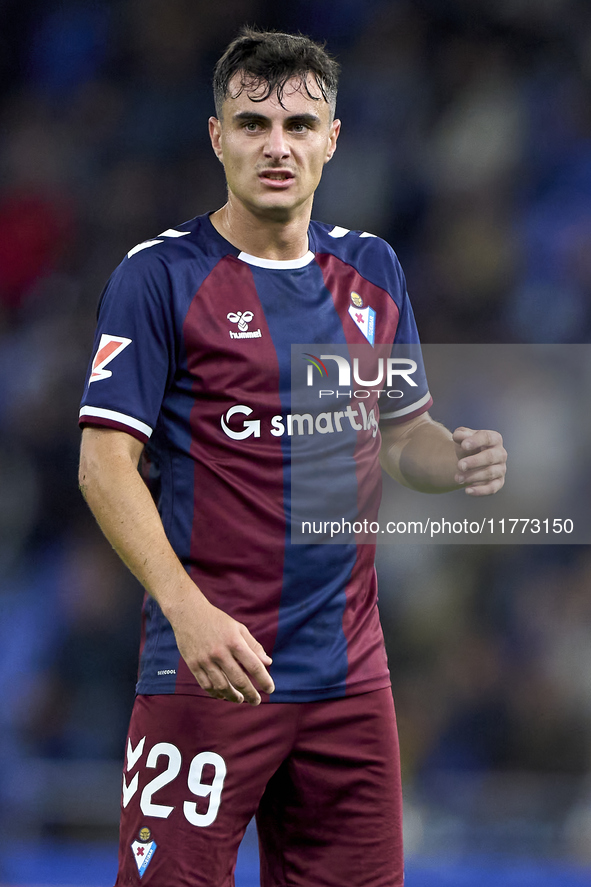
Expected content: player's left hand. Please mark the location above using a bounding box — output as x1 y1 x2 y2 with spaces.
452 427 507 496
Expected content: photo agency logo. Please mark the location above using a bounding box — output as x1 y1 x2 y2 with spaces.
302 351 419 400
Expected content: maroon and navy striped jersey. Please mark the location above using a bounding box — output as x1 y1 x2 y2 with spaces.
79 213 432 702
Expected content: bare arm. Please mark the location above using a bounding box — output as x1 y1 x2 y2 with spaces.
78 426 274 704
379 412 506 496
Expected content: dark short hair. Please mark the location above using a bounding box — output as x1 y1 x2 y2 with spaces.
213 27 340 118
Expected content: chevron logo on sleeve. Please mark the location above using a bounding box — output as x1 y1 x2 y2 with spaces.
89 334 132 383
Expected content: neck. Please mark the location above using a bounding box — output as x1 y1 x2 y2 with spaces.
210 198 312 261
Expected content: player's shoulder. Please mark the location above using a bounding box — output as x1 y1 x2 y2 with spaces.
310 220 400 265
98 214 232 315
120 213 227 272
310 220 406 295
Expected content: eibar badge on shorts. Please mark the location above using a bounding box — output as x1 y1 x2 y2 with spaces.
348 292 376 345
131 827 157 878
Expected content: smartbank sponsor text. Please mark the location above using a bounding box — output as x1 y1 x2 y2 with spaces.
221 403 380 440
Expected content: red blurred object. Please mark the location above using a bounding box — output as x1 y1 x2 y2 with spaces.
0 189 75 309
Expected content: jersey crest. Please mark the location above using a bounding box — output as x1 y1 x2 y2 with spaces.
348 298 376 345
89 334 132 383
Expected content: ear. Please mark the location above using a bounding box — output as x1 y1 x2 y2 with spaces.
209 117 224 163
325 118 341 163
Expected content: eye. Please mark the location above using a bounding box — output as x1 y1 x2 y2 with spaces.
289 122 309 133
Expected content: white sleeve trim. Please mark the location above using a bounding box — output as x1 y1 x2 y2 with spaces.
79 406 153 438
379 391 432 421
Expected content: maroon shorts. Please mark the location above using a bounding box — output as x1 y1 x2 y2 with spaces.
115 689 403 887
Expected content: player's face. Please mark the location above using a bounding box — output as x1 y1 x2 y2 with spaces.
209 74 340 222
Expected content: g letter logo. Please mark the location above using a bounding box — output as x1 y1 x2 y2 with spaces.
220 405 261 440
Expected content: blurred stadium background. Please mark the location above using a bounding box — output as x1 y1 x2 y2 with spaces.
1 0 591 884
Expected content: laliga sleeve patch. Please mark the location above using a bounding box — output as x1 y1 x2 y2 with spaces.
89 334 132 383
131 828 157 878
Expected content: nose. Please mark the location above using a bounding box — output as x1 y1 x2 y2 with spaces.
264 124 290 160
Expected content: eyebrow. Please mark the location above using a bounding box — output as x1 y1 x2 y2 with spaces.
232 111 322 127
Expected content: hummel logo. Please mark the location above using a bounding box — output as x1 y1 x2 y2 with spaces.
227 311 254 332
227 311 262 340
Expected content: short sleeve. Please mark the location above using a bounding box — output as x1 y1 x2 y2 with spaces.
379 262 432 424
79 253 176 442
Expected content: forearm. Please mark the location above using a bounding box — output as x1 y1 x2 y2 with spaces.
379 415 461 494
79 427 274 704
78 428 204 621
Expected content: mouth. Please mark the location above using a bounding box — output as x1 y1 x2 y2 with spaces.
258 169 295 186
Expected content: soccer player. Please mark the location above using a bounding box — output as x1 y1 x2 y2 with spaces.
78 27 506 887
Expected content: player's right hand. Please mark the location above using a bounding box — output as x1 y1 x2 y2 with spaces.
170 593 275 705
